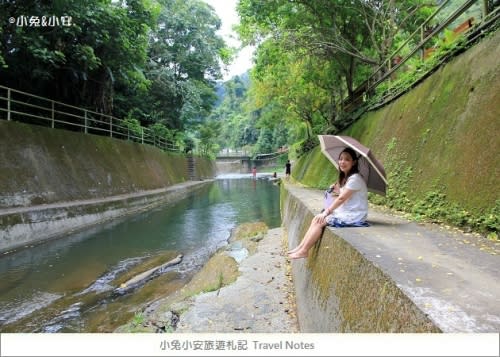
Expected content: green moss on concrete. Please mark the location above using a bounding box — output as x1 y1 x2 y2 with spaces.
307 233 439 332
281 185 440 332
292 30 500 236
193 156 217 180
0 120 216 208
292 146 338 189
229 221 268 255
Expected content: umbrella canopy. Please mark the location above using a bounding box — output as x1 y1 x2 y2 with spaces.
318 135 388 196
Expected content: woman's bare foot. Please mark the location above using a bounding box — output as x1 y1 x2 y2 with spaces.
287 246 300 254
288 251 308 259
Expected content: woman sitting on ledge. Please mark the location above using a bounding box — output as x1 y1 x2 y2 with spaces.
288 147 369 260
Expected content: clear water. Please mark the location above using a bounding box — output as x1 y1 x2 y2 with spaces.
0 176 281 332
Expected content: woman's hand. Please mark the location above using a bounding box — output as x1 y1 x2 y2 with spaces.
313 211 328 224
329 182 340 196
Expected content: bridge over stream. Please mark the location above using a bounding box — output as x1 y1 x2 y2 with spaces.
215 149 288 174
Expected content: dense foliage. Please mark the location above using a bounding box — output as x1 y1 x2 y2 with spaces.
1 0 490 157
0 0 231 153
208 73 296 157
233 0 436 145
228 0 487 155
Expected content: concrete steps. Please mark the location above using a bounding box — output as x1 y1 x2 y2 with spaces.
187 155 196 180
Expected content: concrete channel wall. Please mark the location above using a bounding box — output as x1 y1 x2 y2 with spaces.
282 182 500 333
281 183 440 333
0 181 212 253
0 120 216 253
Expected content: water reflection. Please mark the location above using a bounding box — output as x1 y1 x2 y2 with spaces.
0 177 281 332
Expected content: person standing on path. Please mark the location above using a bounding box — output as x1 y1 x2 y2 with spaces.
285 160 291 178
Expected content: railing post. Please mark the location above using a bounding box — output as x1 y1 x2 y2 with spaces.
84 110 88 134
109 116 112 138
482 0 489 16
420 26 425 60
51 101 55 128
7 88 11 121
141 128 144 144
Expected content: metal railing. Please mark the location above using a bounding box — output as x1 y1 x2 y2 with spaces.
216 146 289 160
216 149 250 157
342 0 498 112
0 85 181 152
254 147 289 160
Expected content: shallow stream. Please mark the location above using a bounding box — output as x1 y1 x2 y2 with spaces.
0 175 281 332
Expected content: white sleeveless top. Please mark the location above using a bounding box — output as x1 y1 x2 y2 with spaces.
332 173 368 223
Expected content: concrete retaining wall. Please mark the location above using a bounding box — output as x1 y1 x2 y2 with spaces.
0 120 215 208
281 183 440 332
215 156 285 175
0 181 211 253
0 120 216 253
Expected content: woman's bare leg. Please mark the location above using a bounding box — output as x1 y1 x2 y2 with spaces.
288 219 326 259
287 243 303 254
287 220 318 253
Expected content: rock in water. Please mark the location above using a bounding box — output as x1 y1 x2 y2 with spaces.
117 254 183 291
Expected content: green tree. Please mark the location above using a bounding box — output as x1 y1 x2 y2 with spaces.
247 40 339 140
0 0 231 145
237 0 435 102
210 74 253 150
196 120 220 157
234 0 437 147
116 0 231 133
254 126 274 155
0 0 158 113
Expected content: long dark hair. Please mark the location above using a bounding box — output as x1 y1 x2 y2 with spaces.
338 147 359 187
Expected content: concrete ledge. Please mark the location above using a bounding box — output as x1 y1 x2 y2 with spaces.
281 183 500 332
0 180 213 254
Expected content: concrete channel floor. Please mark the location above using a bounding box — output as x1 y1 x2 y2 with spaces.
175 227 299 333
164 182 499 333
286 184 500 333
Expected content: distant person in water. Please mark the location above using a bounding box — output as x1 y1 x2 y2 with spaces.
288 147 369 259
252 166 257 179
285 160 291 178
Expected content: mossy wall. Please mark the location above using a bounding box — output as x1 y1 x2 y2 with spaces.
281 184 440 332
0 120 215 208
293 30 500 235
291 147 337 189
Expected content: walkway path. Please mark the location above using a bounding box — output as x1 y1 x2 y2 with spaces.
0 180 211 216
285 183 500 332
0 180 213 254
